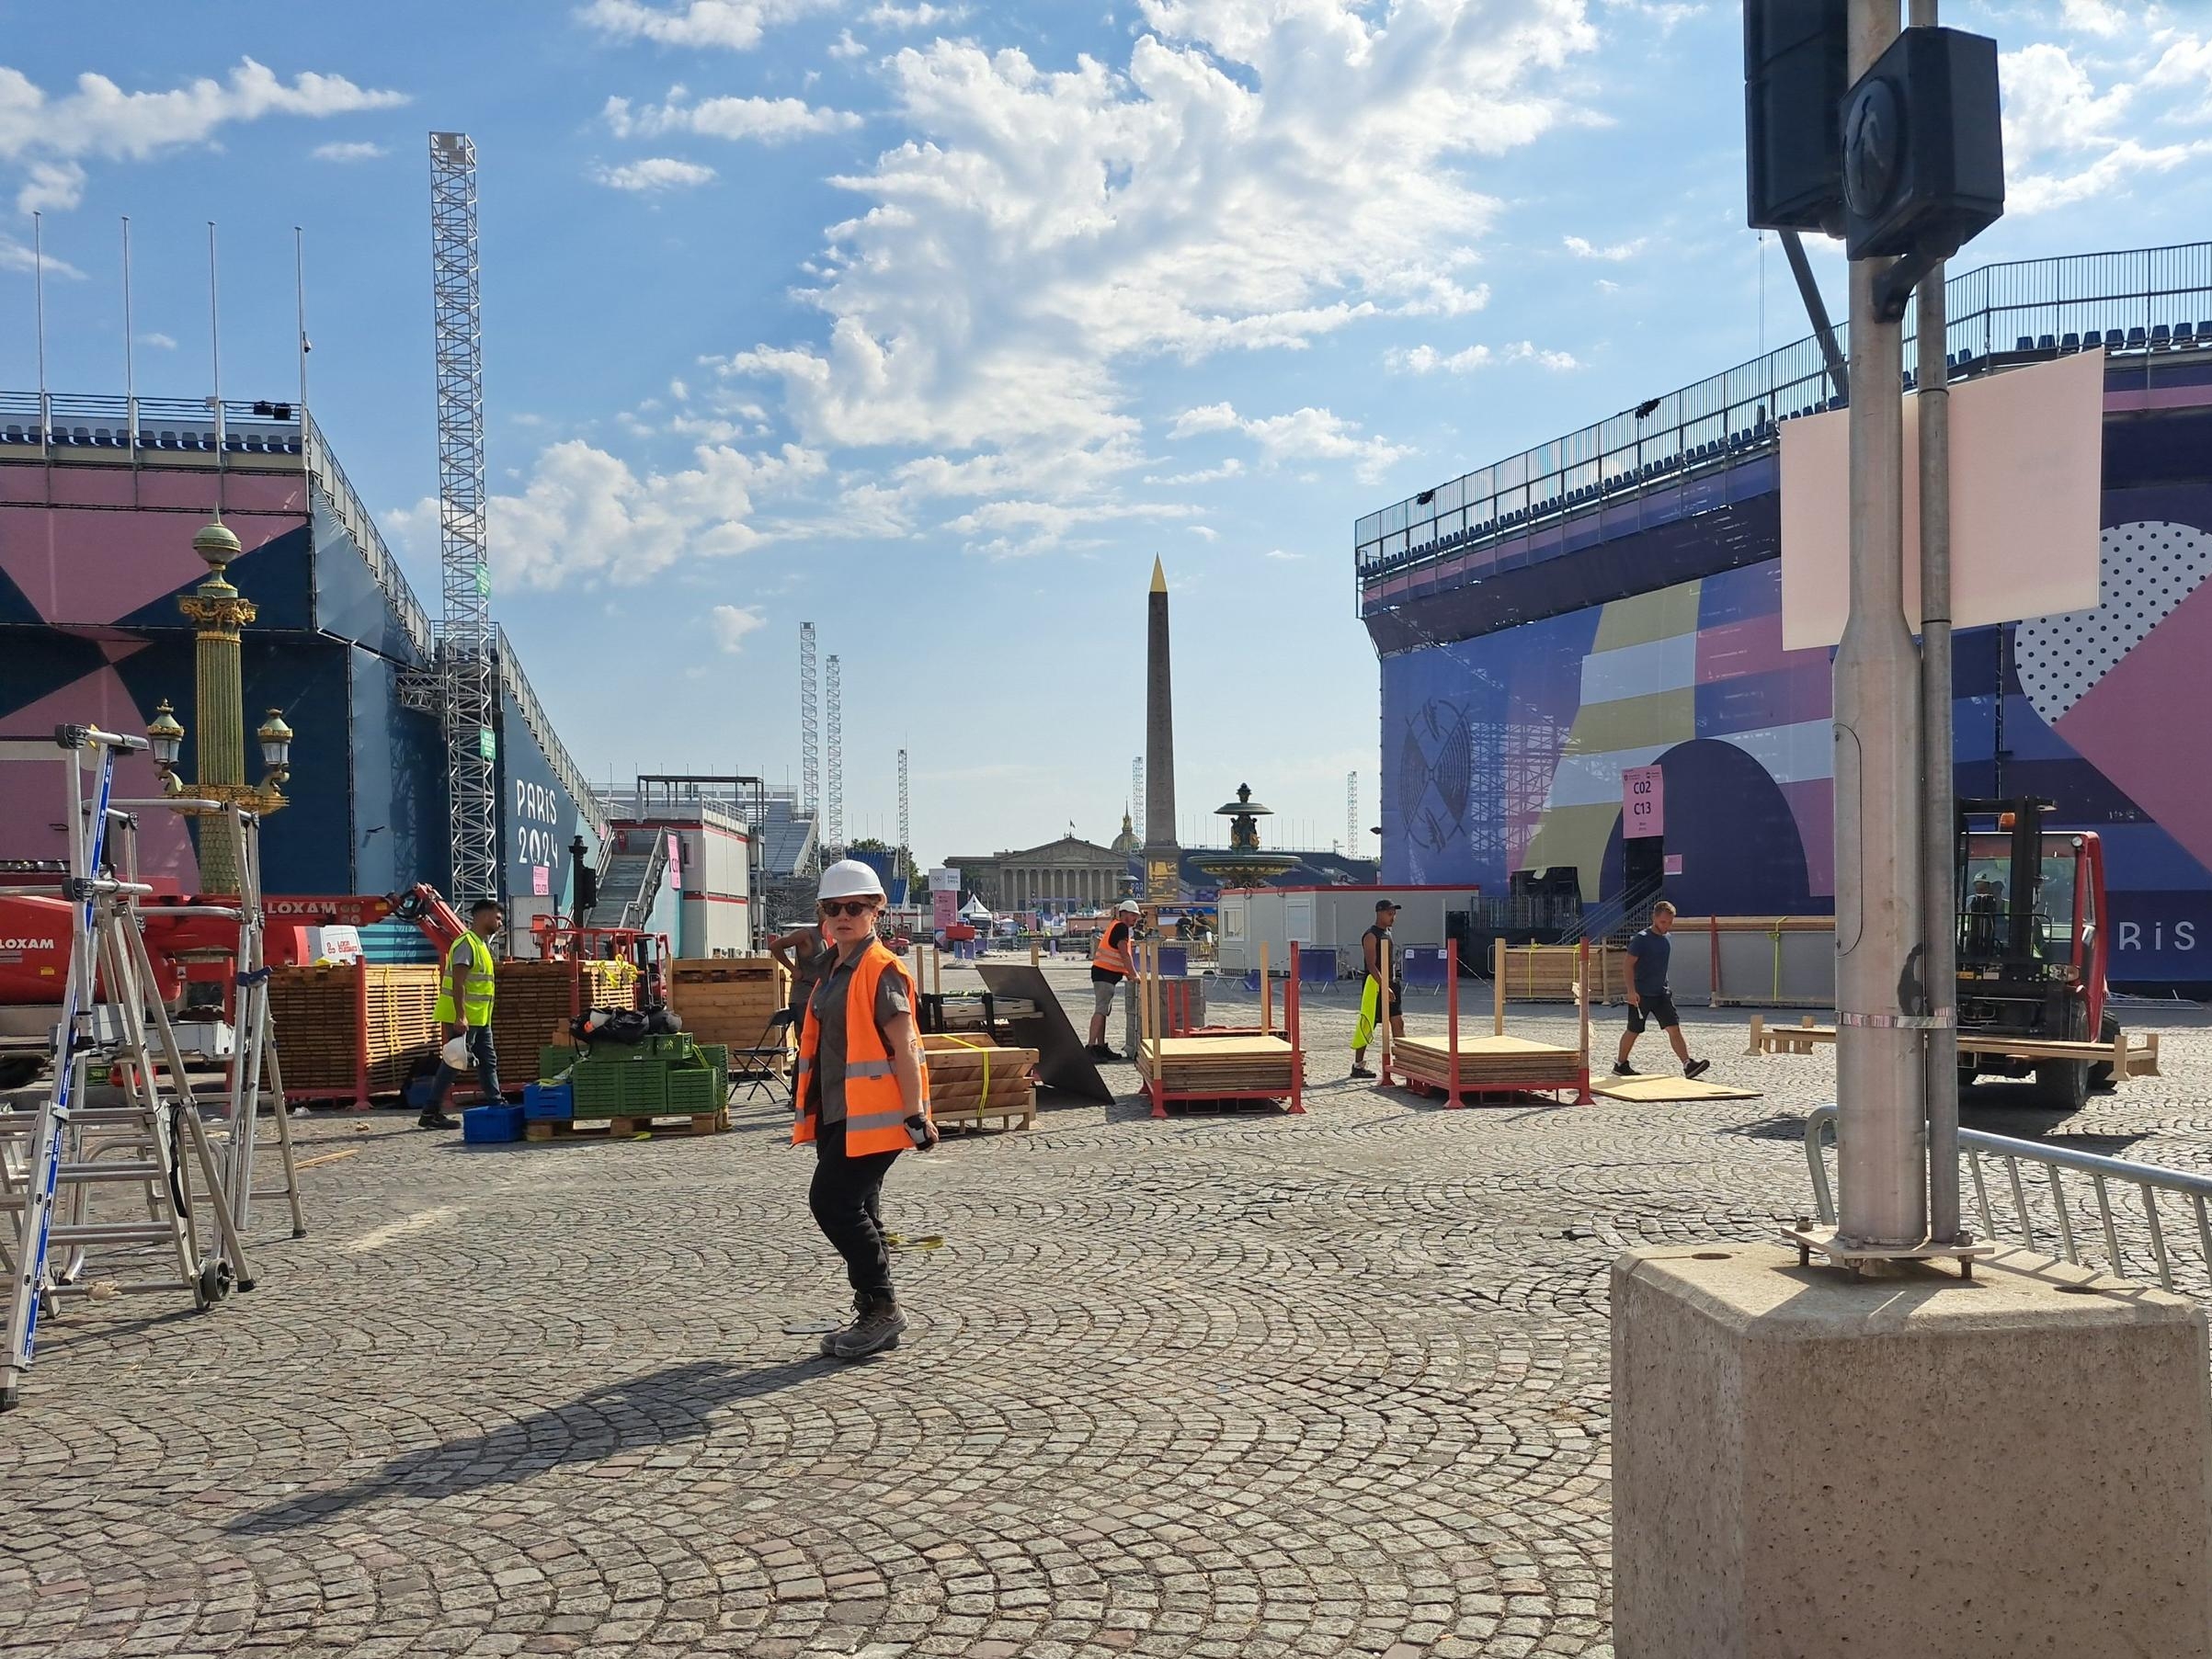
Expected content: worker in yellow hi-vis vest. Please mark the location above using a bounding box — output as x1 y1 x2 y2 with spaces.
423 898 503 1131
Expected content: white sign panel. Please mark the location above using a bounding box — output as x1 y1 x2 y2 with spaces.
928 867 962 893
1780 349 2104 651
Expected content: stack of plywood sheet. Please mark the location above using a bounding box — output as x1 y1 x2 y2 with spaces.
669 958 793 1068
1136 1035 1300 1098
268 963 442 1098
1392 1034 1584 1094
491 960 621 1091
920 1033 1037 1131
1495 944 1624 1004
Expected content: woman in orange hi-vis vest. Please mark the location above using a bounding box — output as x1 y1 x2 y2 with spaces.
794 858 938 1358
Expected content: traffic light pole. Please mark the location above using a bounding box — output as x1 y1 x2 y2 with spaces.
1833 0 1929 1250
1912 0 1962 1248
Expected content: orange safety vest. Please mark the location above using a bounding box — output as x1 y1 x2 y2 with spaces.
792 940 931 1155
1091 917 1133 977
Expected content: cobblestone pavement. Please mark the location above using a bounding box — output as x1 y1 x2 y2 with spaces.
7 965 2212 1658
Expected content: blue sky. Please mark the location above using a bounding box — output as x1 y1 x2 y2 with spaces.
6 0 2210 865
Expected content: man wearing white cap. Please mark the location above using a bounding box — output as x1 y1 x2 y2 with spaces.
1087 898 1140 1060
794 858 939 1359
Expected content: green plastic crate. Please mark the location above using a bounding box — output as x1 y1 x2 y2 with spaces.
621 1062 668 1113
665 1069 720 1113
571 1062 626 1117
649 1033 697 1061
540 1045 578 1082
699 1043 729 1074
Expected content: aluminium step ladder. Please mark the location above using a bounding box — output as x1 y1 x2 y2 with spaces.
0 725 254 1411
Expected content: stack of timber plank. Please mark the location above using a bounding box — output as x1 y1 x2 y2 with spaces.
921 1033 1037 1131
268 963 441 1095
490 959 643 1088
1495 944 1623 1004
1393 1034 1583 1093
669 958 793 1069
1136 1035 1300 1098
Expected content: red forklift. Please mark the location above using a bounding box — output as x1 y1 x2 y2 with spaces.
1955 797 2122 1109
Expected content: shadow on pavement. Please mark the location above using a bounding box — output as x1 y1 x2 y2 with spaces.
224 1356 821 1534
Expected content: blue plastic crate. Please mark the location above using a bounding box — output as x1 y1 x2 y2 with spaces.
462 1103 526 1143
522 1082 573 1122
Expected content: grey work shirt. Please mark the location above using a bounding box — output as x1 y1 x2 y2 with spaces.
805 949 913 1126
789 926 837 1010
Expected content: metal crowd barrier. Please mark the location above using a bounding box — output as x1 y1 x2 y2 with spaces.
1806 1103 2212 1294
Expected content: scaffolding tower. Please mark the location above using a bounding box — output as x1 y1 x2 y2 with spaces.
799 622 819 872
1347 770 1360 858
429 131 498 906
824 654 843 858
1133 756 1144 824
896 747 909 871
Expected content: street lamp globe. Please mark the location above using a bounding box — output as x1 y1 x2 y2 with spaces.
146 700 185 769
257 709 294 776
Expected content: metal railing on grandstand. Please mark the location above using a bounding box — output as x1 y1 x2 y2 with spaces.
2 384 609 842
1806 1103 2212 1296
1355 241 2212 585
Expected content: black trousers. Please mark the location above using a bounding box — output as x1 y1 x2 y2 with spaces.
809 1119 901 1300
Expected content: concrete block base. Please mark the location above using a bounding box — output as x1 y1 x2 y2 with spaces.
1613 1244 2212 1658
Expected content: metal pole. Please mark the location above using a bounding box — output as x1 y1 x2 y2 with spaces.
294 225 309 418
1914 0 1959 1245
1835 0 1929 1249
31 210 47 445
121 216 135 442
208 222 225 511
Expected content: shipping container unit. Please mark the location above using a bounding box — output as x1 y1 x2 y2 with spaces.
1216 885 1484 982
600 803 756 958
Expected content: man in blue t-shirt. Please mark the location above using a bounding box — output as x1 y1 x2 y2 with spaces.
1614 901 1710 1080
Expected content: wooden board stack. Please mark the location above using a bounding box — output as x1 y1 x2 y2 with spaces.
669 958 793 1067
268 963 441 1095
1136 1035 1300 1097
1495 943 1625 1004
1393 1033 1583 1095
921 1033 1038 1131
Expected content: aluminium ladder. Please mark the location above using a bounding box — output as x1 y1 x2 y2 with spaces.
0 725 254 1411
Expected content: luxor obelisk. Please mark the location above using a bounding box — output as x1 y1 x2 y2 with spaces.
1143 556 1180 907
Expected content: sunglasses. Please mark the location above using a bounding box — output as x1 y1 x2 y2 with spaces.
818 899 877 918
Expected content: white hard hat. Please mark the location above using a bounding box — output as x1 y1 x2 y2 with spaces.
439 1036 471 1070
818 858 886 901
1117 899 1141 914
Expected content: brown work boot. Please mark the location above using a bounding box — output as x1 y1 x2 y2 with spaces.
831 1294 906 1359
818 1292 865 1357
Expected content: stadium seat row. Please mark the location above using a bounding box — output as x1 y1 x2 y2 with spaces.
0 426 302 453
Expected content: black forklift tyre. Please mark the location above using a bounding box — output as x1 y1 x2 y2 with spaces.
2088 1010 2123 1092
194 1257 234 1310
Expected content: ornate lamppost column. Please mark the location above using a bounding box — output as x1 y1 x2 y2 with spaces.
148 518 296 895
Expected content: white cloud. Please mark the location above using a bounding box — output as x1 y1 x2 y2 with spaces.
0 235 84 279
0 59 407 213
2058 0 2126 37
576 0 837 51
1264 549 1305 561
137 331 177 349
1169 402 1408 483
713 3 1595 500
605 89 861 143
1385 339 1580 374
1563 233 1643 261
866 2 968 25
1187 524 1219 540
388 438 826 589
2001 40 2212 212
829 28 869 59
2146 34 2212 124
1143 458 1244 485
312 140 386 162
939 495 1198 559
710 603 769 652
594 156 719 191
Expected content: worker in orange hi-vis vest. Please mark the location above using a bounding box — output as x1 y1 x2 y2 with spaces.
1086 898 1139 1059
793 858 939 1359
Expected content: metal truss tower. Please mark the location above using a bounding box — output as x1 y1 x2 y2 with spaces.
896 748 910 867
799 619 819 835
1347 770 1359 858
824 653 844 858
1132 756 1144 823
429 131 498 905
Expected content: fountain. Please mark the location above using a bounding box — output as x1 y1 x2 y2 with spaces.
1192 784 1300 891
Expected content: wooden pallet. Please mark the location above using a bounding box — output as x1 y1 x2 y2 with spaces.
1393 1034 1585 1093
933 1097 1037 1132
268 963 442 1095
671 958 793 1062
1136 1035 1300 1096
1747 1014 2161 1079
525 1108 730 1141
1494 943 1625 1005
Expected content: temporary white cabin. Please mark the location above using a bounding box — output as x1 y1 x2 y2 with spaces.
1214 885 1483 980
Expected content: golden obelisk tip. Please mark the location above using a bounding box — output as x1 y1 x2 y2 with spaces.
1149 555 1167 594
